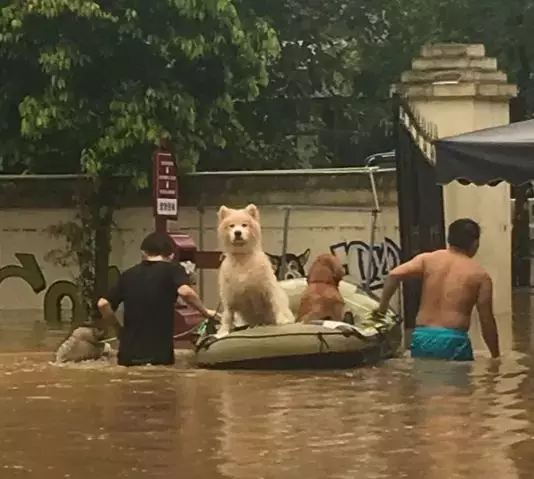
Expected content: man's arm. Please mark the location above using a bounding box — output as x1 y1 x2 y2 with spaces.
178 285 216 318
376 253 427 314
476 274 500 358
172 263 216 318
96 278 124 334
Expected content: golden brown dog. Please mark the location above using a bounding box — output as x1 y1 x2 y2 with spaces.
298 253 346 323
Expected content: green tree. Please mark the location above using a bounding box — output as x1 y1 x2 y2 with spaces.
0 0 279 322
209 0 534 171
357 0 534 112
200 0 367 170
200 0 440 171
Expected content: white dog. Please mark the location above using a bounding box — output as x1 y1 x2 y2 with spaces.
217 203 295 337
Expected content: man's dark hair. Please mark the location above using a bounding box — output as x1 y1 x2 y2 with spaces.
140 232 176 257
447 218 480 252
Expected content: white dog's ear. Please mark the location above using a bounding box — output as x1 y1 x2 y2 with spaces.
218 205 231 221
245 203 260 220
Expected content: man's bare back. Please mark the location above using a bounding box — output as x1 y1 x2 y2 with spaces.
417 249 486 331
374 218 500 359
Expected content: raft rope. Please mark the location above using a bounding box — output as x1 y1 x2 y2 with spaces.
317 333 329 353
172 308 221 340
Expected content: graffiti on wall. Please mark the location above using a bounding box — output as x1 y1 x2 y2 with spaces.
0 239 399 322
266 249 311 280
0 253 120 325
0 253 206 324
330 237 401 290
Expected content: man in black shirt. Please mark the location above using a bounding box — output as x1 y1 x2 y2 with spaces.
97 232 217 366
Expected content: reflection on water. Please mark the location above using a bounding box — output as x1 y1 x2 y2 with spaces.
0 291 534 478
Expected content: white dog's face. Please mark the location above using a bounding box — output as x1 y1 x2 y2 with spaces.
217 204 261 254
228 222 250 245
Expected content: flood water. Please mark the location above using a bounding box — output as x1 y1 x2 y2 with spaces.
1 292 534 478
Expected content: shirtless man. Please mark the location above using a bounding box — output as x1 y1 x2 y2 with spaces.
373 218 500 361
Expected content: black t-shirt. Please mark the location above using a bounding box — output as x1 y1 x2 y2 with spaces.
104 260 190 366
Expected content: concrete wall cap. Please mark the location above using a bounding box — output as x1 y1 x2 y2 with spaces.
420 44 485 59
395 82 518 100
401 69 508 85
412 57 498 72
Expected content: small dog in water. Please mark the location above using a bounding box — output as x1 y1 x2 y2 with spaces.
217 203 295 337
54 322 113 363
298 253 346 323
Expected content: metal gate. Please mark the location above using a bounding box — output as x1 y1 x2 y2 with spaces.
393 95 446 328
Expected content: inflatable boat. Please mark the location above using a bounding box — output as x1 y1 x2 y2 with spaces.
194 278 403 370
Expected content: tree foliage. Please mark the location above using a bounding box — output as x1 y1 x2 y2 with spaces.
2 0 533 174
199 0 442 170
0 0 280 321
199 0 372 170
201 0 534 170
0 0 280 177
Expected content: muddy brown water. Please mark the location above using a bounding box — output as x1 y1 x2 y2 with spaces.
1 292 534 478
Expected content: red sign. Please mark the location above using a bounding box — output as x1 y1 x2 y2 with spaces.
153 150 178 219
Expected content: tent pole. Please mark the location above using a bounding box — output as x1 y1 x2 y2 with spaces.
279 207 291 280
364 167 381 293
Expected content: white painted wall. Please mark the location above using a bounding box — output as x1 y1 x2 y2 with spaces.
0 204 401 324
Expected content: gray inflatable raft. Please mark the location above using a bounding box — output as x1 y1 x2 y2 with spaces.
194 278 403 370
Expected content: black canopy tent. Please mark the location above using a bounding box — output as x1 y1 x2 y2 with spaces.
432 117 534 288
434 119 534 185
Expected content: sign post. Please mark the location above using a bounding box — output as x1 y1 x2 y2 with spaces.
152 149 178 233
151 147 204 341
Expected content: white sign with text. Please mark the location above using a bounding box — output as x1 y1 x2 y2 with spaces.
156 198 178 216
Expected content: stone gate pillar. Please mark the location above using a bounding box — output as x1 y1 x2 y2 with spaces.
396 44 517 353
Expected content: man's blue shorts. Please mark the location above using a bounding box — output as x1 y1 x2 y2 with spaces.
411 325 474 361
